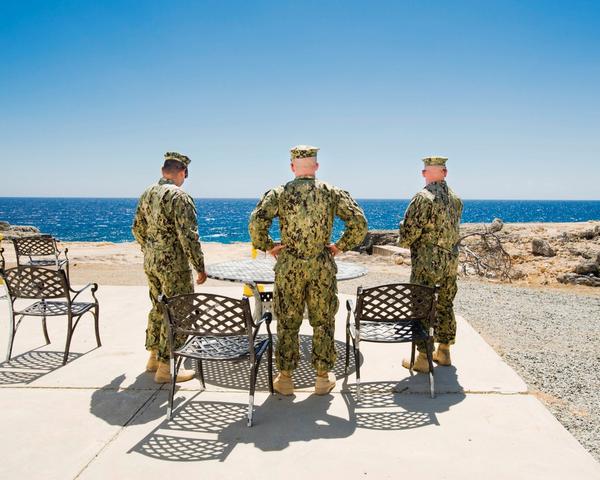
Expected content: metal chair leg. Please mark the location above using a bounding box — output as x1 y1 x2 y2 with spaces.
195 359 206 389
94 305 101 347
344 327 350 374
410 341 416 369
248 360 258 427
427 339 435 398
354 337 361 401
267 340 274 394
6 305 16 362
42 315 50 344
168 356 177 420
62 316 74 365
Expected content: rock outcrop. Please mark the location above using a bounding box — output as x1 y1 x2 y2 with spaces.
532 238 556 257
0 222 40 240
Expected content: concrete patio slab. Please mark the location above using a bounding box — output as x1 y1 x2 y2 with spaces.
76 389 600 479
0 286 526 394
0 284 597 479
0 387 159 480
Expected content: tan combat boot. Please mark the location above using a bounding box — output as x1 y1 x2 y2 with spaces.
402 352 431 373
273 370 294 395
315 371 336 395
154 361 195 384
433 343 451 366
146 350 159 372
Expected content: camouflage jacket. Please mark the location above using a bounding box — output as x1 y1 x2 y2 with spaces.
132 178 205 273
398 181 463 255
249 176 368 259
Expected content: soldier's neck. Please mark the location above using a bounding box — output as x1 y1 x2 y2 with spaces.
426 179 446 186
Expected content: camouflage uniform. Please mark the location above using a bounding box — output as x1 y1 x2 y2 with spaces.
132 165 205 362
249 150 367 373
398 179 463 352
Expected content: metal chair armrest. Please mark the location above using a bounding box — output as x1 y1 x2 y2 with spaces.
346 298 355 312
252 312 272 340
255 311 272 326
70 283 98 302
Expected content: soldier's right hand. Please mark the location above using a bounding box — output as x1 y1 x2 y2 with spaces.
196 272 208 285
268 244 286 258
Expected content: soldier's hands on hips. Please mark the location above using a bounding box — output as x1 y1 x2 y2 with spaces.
268 244 286 258
327 243 341 256
196 272 208 285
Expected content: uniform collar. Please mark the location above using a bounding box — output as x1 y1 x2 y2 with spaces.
158 177 176 186
295 175 316 180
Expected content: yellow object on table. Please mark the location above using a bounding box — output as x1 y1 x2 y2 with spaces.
243 247 264 297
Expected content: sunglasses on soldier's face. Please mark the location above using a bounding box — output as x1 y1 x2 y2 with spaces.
184 168 188 178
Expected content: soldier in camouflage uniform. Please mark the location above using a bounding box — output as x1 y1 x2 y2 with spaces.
398 156 463 372
132 152 207 383
249 145 367 395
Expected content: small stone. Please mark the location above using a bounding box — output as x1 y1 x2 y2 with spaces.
0 221 10 231
511 269 527 280
574 261 599 276
489 218 504 233
532 238 556 257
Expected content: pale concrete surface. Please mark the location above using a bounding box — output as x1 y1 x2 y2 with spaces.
0 285 598 479
372 245 410 257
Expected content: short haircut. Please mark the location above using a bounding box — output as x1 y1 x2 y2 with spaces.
162 160 187 173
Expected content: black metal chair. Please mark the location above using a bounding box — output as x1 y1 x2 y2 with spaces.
0 266 100 364
345 283 438 399
160 292 274 427
12 235 70 280
0 247 6 300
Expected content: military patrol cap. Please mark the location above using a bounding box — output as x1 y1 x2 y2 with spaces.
164 151 191 167
422 156 448 167
290 145 319 160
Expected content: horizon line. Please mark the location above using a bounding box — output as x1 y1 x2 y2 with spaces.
1 196 600 202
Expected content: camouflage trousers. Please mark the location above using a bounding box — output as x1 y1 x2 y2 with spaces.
410 249 459 352
273 250 339 372
145 268 194 362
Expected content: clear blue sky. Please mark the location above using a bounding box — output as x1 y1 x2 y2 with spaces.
1 0 598 199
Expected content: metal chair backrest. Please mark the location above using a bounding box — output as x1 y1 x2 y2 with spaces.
1 266 69 300
355 283 436 324
162 292 252 338
13 235 58 259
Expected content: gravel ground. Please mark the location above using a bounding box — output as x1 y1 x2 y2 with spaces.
338 272 600 462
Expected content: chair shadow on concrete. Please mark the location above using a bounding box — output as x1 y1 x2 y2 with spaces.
89 372 184 427
197 334 356 391
129 392 355 462
0 349 83 385
341 366 466 431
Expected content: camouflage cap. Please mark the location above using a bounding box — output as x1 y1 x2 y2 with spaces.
422 156 448 167
290 145 319 160
164 151 191 167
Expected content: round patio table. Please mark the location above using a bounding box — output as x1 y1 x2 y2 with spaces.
206 258 367 321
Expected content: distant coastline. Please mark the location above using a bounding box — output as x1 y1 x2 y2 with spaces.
1 197 600 243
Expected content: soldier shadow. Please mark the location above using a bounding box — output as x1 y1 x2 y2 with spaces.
129 392 355 462
0 349 84 385
89 372 184 427
341 366 466 431
196 334 356 390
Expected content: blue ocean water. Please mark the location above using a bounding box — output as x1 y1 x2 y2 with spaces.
0 197 599 243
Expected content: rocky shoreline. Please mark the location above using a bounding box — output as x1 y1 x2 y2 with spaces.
0 221 40 240
359 221 600 289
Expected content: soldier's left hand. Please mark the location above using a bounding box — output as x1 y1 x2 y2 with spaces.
196 272 208 285
327 244 341 256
